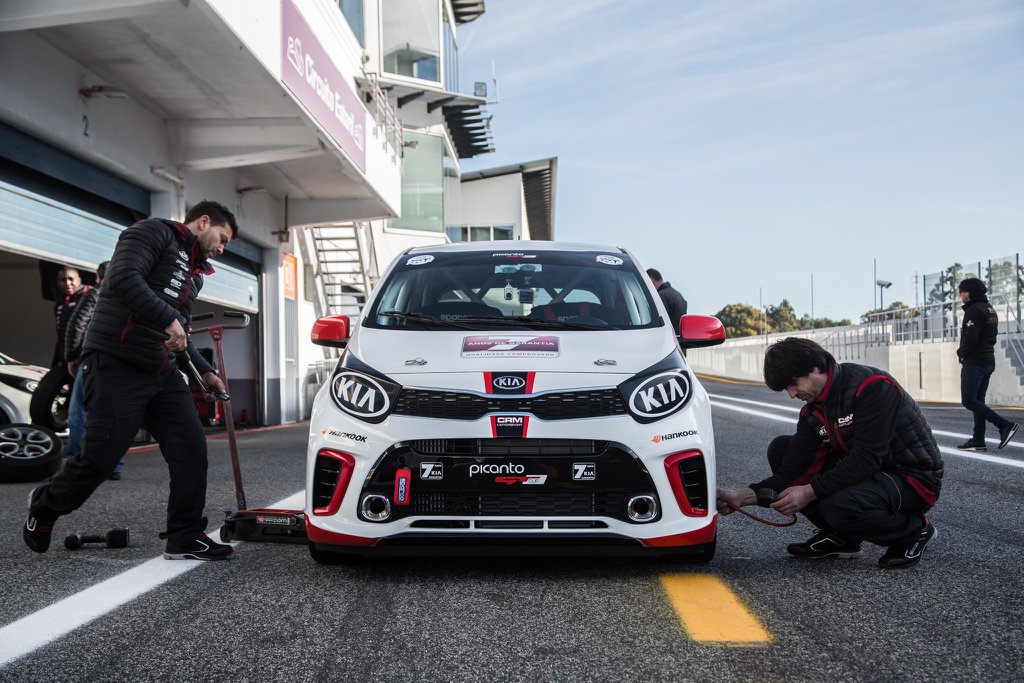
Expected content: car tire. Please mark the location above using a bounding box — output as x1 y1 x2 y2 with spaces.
0 423 63 483
663 535 716 565
308 542 362 565
29 367 72 431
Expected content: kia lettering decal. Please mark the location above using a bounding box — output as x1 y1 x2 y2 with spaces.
331 371 391 418
627 371 691 420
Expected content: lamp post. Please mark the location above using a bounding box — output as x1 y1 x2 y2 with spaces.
876 279 892 310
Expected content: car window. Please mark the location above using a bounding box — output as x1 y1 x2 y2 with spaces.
366 250 658 330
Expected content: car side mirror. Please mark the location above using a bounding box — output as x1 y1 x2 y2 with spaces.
311 315 350 348
678 315 726 348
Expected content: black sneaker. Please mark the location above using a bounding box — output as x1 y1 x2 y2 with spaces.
163 533 233 561
956 439 987 451
23 488 59 553
787 530 862 559
998 422 1018 449
879 520 937 569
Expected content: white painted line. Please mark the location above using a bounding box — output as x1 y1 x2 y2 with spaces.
930 429 1022 450
710 400 1024 469
0 490 306 668
708 393 800 413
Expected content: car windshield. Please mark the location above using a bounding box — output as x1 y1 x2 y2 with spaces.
0 352 18 365
366 250 658 330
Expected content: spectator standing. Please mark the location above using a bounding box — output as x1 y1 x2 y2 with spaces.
52 267 91 370
646 268 688 330
955 278 1018 451
24 201 238 561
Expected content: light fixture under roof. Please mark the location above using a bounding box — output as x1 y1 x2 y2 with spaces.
78 85 129 99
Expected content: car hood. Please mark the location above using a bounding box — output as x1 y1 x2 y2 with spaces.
347 327 680 376
0 363 47 381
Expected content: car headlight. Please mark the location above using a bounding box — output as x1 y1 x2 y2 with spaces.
328 354 402 424
617 352 692 424
0 375 37 394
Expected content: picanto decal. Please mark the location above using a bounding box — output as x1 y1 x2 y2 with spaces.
462 336 559 358
491 414 530 438
491 253 537 259
495 474 548 485
483 371 535 394
331 371 391 419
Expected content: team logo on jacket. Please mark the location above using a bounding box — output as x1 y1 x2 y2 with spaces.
178 250 189 260
331 372 391 418
628 371 691 419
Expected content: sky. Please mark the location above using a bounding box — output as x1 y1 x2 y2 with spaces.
457 0 1024 323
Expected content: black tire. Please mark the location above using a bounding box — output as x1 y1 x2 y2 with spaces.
29 367 72 431
0 423 63 483
662 535 717 565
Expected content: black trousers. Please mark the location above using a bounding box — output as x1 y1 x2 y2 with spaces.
32 351 208 544
768 436 928 548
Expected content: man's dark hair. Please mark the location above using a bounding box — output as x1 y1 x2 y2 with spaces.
646 268 663 281
958 277 987 299
763 337 836 391
96 261 110 281
184 199 239 238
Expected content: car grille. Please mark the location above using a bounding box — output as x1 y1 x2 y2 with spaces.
407 438 606 456
410 491 629 517
392 388 626 420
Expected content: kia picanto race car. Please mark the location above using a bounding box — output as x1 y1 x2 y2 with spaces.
304 241 725 562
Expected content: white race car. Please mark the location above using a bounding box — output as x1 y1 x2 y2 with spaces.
304 242 725 562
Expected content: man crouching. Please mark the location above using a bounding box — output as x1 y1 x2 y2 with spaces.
716 338 944 569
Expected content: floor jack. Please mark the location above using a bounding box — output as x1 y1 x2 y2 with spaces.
188 311 307 545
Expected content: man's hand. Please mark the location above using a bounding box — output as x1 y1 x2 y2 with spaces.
771 484 817 515
67 361 78 376
716 487 756 515
202 372 227 402
164 319 187 352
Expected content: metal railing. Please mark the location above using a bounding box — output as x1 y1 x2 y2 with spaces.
362 71 403 158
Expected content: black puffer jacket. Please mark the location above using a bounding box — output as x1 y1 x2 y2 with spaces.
63 286 99 365
754 362 943 505
957 297 998 366
84 218 216 375
52 285 93 367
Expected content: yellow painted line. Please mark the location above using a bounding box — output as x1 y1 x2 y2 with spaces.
694 373 764 387
659 574 772 646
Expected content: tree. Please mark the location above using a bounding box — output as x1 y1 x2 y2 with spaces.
860 301 915 323
798 314 852 330
714 303 765 338
926 263 965 304
766 299 799 332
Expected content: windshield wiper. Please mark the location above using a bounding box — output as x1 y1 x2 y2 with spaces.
377 311 474 329
457 315 613 331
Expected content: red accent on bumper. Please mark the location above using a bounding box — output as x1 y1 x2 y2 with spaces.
639 517 717 547
663 450 709 517
312 448 355 516
304 515 378 546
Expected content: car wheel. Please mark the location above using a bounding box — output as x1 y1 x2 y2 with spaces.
662 535 716 565
308 542 362 565
29 367 72 431
0 423 63 483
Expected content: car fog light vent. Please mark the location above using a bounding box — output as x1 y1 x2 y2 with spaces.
361 494 392 522
626 495 658 522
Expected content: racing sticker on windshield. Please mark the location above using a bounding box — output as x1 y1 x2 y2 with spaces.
462 336 559 358
491 414 530 438
406 255 434 266
484 371 535 394
596 255 623 266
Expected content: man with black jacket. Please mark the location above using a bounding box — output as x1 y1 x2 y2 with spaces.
717 338 944 569
955 277 1018 451
24 200 238 561
646 268 687 328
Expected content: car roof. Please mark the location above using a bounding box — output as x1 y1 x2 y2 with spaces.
405 241 627 255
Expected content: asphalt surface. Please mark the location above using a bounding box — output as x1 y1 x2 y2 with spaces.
1 378 1022 682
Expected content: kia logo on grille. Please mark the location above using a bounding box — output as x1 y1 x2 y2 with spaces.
332 372 390 418
493 375 526 391
628 371 691 418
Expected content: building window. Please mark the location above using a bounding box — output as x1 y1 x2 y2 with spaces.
442 6 458 92
446 225 516 242
389 131 444 232
339 0 364 46
382 0 440 82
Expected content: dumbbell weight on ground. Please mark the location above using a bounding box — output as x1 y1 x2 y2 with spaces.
64 528 130 550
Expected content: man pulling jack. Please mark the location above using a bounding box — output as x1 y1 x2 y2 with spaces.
23 201 238 561
717 338 944 569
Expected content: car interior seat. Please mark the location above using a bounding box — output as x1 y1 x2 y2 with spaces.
528 302 626 326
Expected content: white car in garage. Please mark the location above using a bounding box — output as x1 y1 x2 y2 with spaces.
304 242 725 562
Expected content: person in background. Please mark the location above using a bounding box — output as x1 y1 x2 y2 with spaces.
955 277 1018 451
646 268 687 330
52 267 91 370
63 261 124 478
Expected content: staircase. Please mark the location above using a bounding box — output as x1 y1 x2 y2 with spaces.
1003 338 1024 382
308 224 376 317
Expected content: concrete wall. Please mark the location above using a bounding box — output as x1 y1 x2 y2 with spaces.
688 329 1024 407
460 173 527 238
